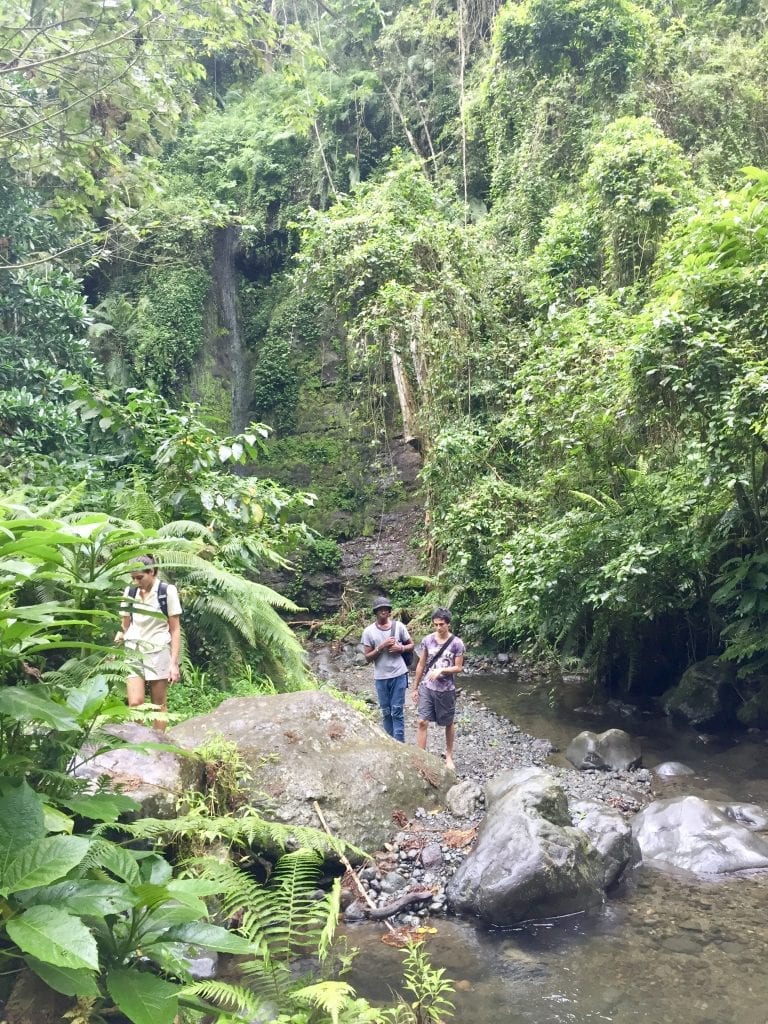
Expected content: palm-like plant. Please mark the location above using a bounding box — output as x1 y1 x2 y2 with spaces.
0 506 309 690
153 528 308 688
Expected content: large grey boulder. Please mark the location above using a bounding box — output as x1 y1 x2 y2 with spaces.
661 656 738 728
170 691 453 852
633 796 768 874
566 729 641 771
570 800 639 888
72 722 203 818
446 768 604 926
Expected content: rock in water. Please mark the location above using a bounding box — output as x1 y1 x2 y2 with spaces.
170 690 454 852
716 802 768 831
447 768 604 926
653 761 695 777
661 656 738 728
633 795 768 873
566 729 642 771
570 800 639 888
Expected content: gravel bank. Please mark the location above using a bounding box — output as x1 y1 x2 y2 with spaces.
308 647 654 927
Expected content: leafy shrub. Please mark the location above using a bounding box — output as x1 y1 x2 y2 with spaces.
494 0 653 92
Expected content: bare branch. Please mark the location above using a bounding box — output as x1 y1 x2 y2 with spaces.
0 240 95 271
0 16 161 77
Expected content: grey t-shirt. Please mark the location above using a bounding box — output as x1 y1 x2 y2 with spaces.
361 621 412 680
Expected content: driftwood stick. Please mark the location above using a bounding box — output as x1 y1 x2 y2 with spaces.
365 888 433 920
312 800 397 934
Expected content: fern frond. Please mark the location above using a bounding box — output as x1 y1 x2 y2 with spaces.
317 878 341 963
117 812 359 860
189 849 341 986
158 520 213 539
187 594 256 645
291 981 356 1024
180 979 262 1016
249 850 330 964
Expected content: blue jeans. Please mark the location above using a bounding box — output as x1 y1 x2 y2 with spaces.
375 673 408 742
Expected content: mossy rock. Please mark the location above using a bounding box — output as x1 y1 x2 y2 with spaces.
662 656 738 728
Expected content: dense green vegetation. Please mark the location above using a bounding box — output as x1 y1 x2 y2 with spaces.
5 0 768 699
3 0 768 1016
4 0 768 1008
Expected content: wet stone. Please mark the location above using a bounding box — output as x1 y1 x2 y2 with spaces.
661 934 704 955
343 900 367 923
379 871 408 894
420 842 444 869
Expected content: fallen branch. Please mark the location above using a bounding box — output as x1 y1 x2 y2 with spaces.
365 888 433 920
312 800 396 935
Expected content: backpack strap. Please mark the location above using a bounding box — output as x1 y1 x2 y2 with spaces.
126 582 169 620
425 635 454 672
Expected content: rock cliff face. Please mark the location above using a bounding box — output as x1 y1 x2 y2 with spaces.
170 690 454 852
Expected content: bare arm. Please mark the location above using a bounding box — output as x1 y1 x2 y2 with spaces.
168 615 181 682
115 612 131 644
411 647 427 703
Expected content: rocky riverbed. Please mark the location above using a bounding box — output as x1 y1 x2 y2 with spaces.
307 646 655 928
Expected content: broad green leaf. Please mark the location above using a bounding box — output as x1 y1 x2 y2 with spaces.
43 805 74 834
161 922 255 954
106 966 179 1024
22 879 137 916
62 792 140 822
7 905 99 970
92 842 141 885
167 878 223 899
1 835 90 896
25 956 100 997
139 854 173 885
66 675 109 717
136 901 205 931
0 781 45 874
0 689 78 731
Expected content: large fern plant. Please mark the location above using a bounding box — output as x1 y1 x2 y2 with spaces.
152 529 309 688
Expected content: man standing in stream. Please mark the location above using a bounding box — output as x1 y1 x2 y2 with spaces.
362 597 414 742
412 608 465 771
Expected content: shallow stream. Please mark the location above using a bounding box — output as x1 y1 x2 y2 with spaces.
348 674 768 1024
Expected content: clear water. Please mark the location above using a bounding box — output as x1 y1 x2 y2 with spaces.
346 674 768 1023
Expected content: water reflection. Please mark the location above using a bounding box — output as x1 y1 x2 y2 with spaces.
347 674 768 1024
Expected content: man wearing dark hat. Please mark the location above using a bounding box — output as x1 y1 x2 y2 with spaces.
361 597 414 742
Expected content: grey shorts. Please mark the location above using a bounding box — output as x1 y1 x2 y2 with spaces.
417 686 456 726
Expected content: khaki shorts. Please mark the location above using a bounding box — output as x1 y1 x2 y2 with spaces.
125 644 172 682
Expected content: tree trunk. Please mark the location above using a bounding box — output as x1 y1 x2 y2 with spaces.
390 337 420 450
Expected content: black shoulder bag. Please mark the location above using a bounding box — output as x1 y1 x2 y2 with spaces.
390 622 414 669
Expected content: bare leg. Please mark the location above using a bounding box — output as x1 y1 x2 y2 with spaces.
416 720 429 750
149 678 169 732
126 675 146 709
444 723 455 771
